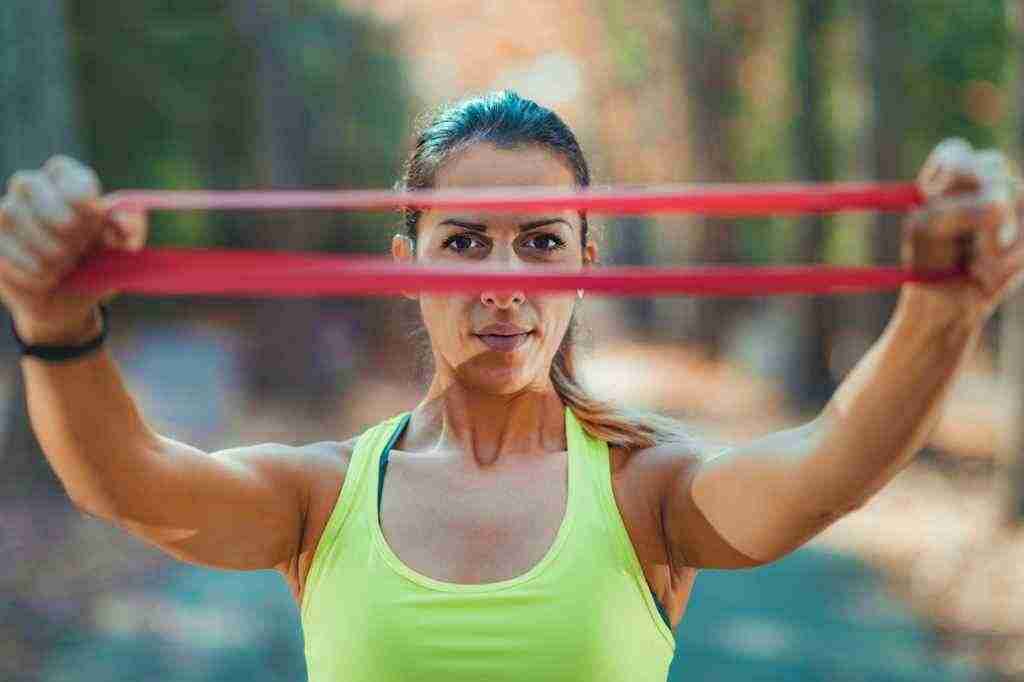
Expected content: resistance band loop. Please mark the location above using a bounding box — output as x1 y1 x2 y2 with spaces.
60 182 956 297
63 248 963 297
106 182 923 216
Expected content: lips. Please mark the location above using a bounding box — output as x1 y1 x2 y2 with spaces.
474 323 532 352
476 333 530 351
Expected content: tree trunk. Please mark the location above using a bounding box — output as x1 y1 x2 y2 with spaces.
1002 0 1024 524
671 0 747 355
860 0 908 335
785 0 840 411
0 4 86 671
229 0 340 413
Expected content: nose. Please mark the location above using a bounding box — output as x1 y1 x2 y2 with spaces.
480 244 527 308
480 287 525 308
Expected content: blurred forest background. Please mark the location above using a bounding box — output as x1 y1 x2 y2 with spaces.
3 0 1024 680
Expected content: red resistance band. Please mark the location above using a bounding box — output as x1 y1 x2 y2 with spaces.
61 182 960 298
64 248 962 298
105 182 923 216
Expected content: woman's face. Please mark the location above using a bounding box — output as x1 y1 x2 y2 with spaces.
392 143 597 395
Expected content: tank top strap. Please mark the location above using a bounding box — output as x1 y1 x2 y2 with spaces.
301 412 410 621
564 407 676 643
378 412 412 517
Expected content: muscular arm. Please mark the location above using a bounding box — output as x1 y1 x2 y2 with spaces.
663 286 981 568
22 335 317 573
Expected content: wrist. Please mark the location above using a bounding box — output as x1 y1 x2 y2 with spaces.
14 308 104 346
892 285 983 352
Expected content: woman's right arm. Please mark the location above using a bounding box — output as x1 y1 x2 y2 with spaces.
4 157 316 574
22 346 315 573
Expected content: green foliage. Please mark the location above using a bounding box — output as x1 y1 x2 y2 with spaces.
898 2 1012 166
68 3 249 246
601 0 652 87
67 0 411 251
665 0 1014 266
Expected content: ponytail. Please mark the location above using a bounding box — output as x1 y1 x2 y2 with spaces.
550 316 698 452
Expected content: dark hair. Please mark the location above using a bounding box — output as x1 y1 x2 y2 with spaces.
395 90 695 452
397 89 590 246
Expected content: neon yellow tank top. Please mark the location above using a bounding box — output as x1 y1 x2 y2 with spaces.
300 407 676 681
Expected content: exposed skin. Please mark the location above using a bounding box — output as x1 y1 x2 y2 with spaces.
664 139 1024 569
389 143 598 468
6 137 1024 637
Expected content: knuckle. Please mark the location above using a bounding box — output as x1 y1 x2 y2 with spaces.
0 262 40 290
7 170 37 195
0 199 14 232
44 154 77 173
34 244 68 270
46 155 102 202
0 198 32 237
933 137 974 164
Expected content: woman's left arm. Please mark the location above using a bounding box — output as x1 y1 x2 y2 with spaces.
663 139 1024 568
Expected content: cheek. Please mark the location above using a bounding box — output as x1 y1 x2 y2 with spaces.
536 299 575 351
420 296 470 349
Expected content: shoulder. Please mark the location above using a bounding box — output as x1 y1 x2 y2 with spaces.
288 436 362 602
610 441 707 500
297 436 362 505
297 415 405 492
607 442 706 534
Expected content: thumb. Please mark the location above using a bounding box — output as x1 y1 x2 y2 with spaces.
100 209 148 252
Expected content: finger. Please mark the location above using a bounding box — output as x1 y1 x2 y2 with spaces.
991 242 1024 301
0 196 65 261
901 210 966 271
9 169 79 238
999 199 1021 250
973 149 1020 250
918 138 978 198
1007 192 1024 252
0 232 44 282
102 208 148 252
909 199 1005 241
0 257 59 296
43 155 102 205
974 149 1009 181
959 193 1020 295
969 254 999 295
41 158 122 252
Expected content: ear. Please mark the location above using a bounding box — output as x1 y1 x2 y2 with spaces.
583 239 599 268
391 234 419 301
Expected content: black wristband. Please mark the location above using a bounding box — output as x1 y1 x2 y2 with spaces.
12 305 108 361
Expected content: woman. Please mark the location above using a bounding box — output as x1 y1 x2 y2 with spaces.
2 90 1022 681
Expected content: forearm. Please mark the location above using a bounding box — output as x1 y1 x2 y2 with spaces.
800 285 982 514
21 337 162 519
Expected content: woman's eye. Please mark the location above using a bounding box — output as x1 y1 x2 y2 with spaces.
442 234 483 252
523 234 567 251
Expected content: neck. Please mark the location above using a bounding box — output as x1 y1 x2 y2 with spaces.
407 375 568 468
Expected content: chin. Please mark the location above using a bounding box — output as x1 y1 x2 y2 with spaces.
455 362 533 395
471 371 533 395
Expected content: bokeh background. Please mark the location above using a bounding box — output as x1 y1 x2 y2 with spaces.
3 1 1024 680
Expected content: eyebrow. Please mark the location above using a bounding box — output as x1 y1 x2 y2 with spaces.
438 218 573 233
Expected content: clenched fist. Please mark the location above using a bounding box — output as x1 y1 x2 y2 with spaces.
0 156 147 345
901 138 1024 325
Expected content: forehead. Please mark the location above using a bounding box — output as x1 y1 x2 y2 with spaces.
435 143 575 189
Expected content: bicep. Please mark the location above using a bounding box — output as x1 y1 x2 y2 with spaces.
105 436 319 573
